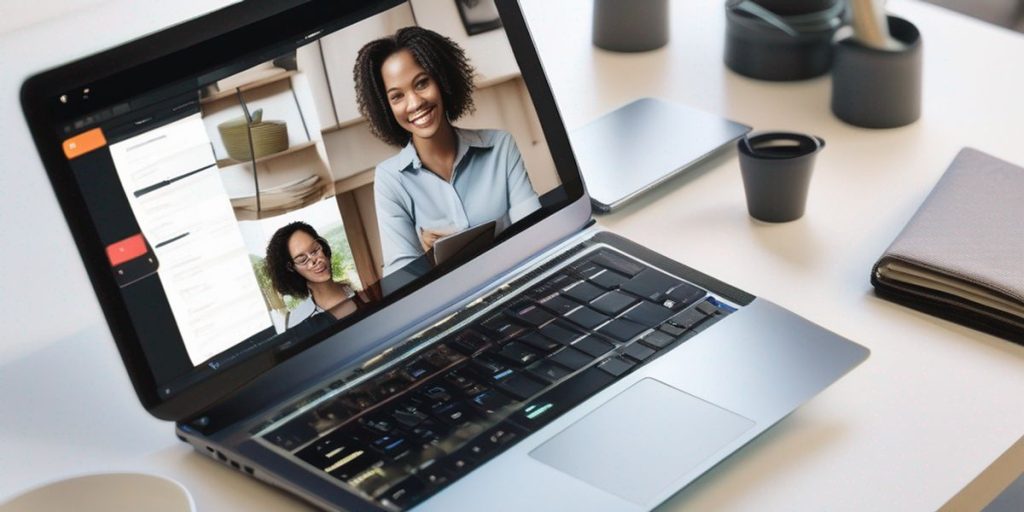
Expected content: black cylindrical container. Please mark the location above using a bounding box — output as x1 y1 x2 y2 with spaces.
738 132 825 223
831 16 922 128
593 0 670 52
724 1 843 81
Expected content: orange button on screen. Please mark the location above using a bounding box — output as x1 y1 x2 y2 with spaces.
62 128 107 160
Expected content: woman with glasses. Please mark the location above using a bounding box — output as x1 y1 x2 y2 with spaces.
265 221 368 329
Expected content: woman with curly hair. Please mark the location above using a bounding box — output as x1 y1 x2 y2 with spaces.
354 26 540 276
265 221 368 329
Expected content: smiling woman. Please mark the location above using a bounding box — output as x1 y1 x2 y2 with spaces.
354 27 542 276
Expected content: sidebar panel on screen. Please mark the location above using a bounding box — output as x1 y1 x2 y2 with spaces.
108 114 273 366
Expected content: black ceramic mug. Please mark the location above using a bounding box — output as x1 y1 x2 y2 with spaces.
737 132 825 222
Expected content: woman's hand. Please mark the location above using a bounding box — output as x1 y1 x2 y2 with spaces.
419 227 455 253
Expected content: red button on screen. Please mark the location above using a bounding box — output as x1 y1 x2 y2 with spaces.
106 234 148 267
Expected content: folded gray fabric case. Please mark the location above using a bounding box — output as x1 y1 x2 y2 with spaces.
871 147 1024 343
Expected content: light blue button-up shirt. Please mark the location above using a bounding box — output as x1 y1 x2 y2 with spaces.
374 128 541 276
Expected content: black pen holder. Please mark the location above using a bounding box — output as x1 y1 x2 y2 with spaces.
724 1 843 81
831 16 922 128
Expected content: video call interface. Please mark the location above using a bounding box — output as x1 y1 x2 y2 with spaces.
57 2 563 394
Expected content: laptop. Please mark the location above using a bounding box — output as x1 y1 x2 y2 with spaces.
20 1 868 510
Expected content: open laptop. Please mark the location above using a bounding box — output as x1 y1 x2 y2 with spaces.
20 0 868 510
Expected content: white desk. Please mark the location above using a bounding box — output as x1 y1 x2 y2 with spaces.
1 0 1022 510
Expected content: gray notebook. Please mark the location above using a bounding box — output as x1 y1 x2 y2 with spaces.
871 147 1024 341
569 97 750 212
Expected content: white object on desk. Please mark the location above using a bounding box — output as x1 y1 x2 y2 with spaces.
0 473 195 512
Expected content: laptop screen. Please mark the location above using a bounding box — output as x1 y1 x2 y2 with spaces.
22 0 584 418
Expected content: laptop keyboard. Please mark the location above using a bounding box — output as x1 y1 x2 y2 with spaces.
261 247 733 510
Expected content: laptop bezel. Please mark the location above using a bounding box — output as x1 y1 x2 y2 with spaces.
19 0 590 422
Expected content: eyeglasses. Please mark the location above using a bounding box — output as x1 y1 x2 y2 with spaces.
290 244 324 268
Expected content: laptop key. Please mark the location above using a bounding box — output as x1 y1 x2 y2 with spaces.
597 356 636 377
409 419 450 443
548 347 594 370
562 281 604 303
696 299 720 316
447 329 490 356
589 290 639 316
566 260 605 280
495 371 547 400
564 305 610 330
621 301 675 327
469 355 508 381
361 413 397 434
517 331 562 354
442 369 478 391
659 323 686 337
619 267 682 302
369 433 412 461
664 282 705 310
526 359 572 383
401 359 437 382
589 250 645 277
479 314 528 342
525 272 575 300
432 400 476 427
571 335 615 358
391 401 430 428
539 320 585 345
640 330 675 349
596 318 649 342
296 426 367 470
621 341 656 362
493 341 541 367
417 386 459 419
510 302 556 327
589 269 628 289
327 449 381 481
667 307 706 329
536 293 581 316
470 388 517 416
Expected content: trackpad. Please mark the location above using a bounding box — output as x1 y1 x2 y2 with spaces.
529 378 755 505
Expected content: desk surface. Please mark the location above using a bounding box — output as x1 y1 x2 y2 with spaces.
2 0 1023 510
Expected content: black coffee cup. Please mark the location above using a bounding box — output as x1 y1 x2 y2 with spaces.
737 132 825 222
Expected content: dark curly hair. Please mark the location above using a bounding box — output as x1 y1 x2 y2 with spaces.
264 221 333 299
353 26 476 147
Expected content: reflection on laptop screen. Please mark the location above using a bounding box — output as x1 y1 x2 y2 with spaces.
51 1 563 399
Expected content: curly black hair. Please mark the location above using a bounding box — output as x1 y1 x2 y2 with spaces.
353 26 476 147
265 221 333 299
